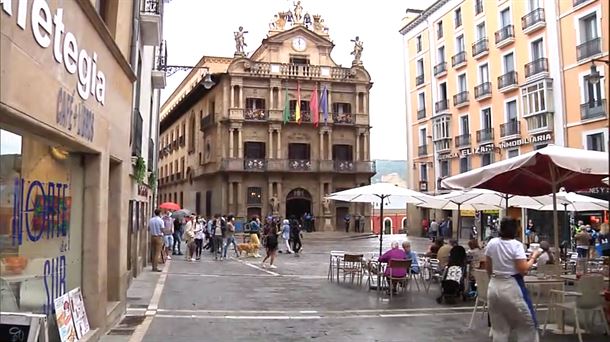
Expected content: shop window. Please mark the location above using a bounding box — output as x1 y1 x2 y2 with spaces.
0 128 84 316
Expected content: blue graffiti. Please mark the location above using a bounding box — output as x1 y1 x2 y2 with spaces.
43 256 66 315
11 178 70 246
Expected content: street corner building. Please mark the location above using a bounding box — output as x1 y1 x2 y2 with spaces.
400 0 609 236
158 7 375 231
1 0 165 340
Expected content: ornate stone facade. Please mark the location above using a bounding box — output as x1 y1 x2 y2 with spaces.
158 11 374 230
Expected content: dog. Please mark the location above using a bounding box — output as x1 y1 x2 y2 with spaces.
237 234 261 258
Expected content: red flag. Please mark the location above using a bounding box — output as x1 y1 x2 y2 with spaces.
296 81 301 124
310 83 319 127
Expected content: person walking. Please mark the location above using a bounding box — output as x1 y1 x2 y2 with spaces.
344 213 351 233
172 216 183 255
261 220 280 269
485 217 541 342
161 211 174 260
149 209 164 272
212 214 224 260
183 215 196 262
223 215 238 259
429 218 439 241
290 217 302 255
194 216 205 260
281 218 293 254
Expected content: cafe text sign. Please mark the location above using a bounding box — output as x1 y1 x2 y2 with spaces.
1 0 107 106
438 144 498 161
499 133 552 149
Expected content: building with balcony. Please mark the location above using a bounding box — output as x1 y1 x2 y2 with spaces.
400 0 608 236
158 7 374 231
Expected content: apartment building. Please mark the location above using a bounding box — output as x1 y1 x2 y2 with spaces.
400 0 608 235
0 0 164 339
158 7 374 230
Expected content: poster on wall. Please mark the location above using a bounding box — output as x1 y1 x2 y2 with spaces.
69 288 90 339
53 293 77 342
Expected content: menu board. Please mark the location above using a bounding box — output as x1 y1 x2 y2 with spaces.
0 312 46 342
54 293 78 342
69 288 90 339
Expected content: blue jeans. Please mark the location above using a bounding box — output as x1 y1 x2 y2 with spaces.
223 236 237 258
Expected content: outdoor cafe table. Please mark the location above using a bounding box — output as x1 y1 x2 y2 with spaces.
524 275 565 327
560 274 609 284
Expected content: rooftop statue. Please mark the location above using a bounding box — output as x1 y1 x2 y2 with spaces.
293 1 303 24
351 36 363 65
234 26 248 56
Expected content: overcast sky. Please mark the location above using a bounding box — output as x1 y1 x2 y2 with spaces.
162 0 434 160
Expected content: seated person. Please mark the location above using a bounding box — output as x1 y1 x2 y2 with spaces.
536 241 555 265
437 239 458 268
425 237 444 258
402 241 420 274
378 241 408 294
466 239 484 269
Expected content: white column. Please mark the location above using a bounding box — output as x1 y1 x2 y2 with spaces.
268 129 274 159
229 128 234 158
238 129 243 158
356 133 361 161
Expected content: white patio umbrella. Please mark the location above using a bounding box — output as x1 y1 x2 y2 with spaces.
417 189 547 242
516 191 609 212
603 177 609 185
326 182 441 256
441 145 608 248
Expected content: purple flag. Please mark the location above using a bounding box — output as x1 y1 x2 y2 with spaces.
320 86 328 124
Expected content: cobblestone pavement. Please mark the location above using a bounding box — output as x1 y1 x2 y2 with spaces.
101 232 609 342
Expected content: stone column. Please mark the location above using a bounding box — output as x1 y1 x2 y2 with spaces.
239 86 243 108
356 133 361 161
269 87 274 109
276 129 282 159
268 129 274 159
363 133 369 161
319 131 324 160
238 129 243 158
82 153 109 329
327 130 333 160
228 182 234 212
230 85 235 108
229 128 234 158
237 181 243 217
277 182 283 215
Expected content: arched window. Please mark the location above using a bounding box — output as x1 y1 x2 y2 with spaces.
383 217 392 235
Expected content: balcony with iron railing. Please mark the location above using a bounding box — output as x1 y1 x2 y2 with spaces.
455 134 471 148
451 51 467 69
434 99 449 114
200 113 215 131
472 38 489 59
521 8 545 34
494 25 515 48
580 99 606 121
476 128 494 143
525 58 548 78
140 0 161 46
577 37 601 61
152 40 167 89
418 145 428 156
417 108 426 120
416 74 425 86
244 158 266 171
498 71 518 91
288 159 312 171
244 61 355 80
500 120 520 138
334 160 355 172
434 61 447 77
474 82 492 100
453 91 469 108
132 110 143 157
244 108 267 121
289 111 311 123
333 112 354 125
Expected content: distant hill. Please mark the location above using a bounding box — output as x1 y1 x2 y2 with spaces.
372 160 408 186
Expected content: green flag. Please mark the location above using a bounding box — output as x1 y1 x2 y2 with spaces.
282 84 290 124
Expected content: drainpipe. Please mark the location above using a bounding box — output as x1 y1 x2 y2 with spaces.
552 0 568 146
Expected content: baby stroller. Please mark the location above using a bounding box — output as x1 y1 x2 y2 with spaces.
436 246 467 304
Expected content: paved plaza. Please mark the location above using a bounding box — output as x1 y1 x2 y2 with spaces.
101 233 609 342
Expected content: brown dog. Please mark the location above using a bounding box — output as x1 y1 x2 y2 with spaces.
237 234 261 257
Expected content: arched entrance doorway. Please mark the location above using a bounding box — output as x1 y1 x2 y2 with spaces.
384 217 392 235
286 188 312 220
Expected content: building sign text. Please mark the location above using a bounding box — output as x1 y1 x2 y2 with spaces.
499 133 553 149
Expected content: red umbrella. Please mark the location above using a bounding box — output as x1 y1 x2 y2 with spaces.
159 202 181 211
